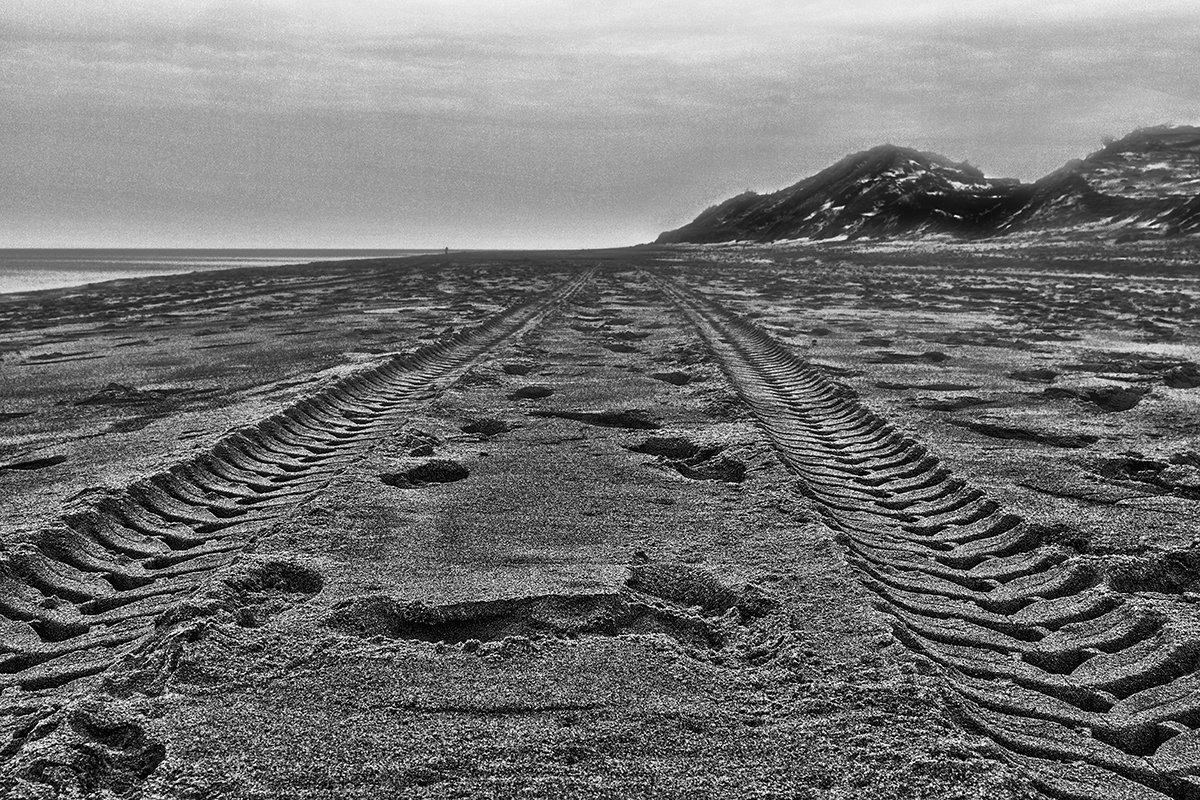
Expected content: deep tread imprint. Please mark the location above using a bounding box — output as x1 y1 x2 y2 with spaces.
658 276 1200 800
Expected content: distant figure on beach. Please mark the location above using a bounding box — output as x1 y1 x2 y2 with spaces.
444 247 449 255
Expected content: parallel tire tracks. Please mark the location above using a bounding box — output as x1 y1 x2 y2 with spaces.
0 274 590 694
658 276 1200 800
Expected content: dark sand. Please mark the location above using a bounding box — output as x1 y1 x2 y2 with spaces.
2 244 1199 799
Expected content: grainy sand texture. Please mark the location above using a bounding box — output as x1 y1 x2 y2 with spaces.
3 243 1200 799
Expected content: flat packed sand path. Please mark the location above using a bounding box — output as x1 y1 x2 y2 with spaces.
2 247 1200 799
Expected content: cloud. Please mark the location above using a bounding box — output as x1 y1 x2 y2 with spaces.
1 0 1198 246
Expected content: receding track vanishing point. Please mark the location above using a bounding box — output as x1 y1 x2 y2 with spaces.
6 263 1198 798
657 275 1200 800
0 273 591 694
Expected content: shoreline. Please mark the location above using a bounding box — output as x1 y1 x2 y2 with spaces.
0 248 443 296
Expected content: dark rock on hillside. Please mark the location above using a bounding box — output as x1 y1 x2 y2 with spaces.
1004 125 1200 238
1069 125 1200 202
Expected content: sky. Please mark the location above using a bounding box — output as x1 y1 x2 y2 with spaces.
2 0 1198 249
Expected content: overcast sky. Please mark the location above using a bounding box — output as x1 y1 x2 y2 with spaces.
2 0 1198 249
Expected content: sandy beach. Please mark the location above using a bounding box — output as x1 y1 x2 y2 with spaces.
2 243 1199 798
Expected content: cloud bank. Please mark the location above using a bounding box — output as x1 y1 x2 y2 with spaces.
2 0 1197 247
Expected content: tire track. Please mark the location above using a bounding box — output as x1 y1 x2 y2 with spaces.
0 273 591 693
656 276 1200 800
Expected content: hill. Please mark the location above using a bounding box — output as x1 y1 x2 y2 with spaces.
656 125 1200 243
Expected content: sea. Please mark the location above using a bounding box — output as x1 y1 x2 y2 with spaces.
0 249 438 295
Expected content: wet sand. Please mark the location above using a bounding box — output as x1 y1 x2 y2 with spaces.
2 243 1199 798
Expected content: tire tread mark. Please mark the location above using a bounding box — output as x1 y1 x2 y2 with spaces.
657 277 1199 800
0 273 591 692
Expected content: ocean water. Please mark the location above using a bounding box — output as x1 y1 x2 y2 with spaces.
0 249 437 295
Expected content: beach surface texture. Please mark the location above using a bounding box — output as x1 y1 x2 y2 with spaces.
2 244 1200 799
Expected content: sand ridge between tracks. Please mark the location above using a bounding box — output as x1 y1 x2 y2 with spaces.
656 274 1200 800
